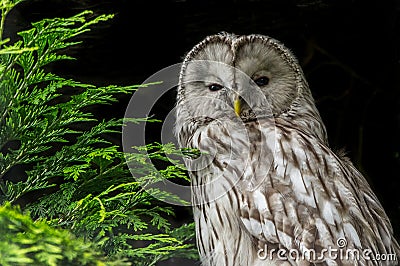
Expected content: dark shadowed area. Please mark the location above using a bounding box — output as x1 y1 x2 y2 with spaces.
5 0 400 265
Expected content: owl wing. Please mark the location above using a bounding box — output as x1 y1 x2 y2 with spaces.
235 119 399 265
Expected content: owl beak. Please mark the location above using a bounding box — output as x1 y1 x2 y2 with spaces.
234 95 241 117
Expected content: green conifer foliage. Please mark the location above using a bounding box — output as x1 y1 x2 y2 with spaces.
0 1 197 265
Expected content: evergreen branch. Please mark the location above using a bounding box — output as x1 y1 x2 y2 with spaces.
0 202 130 266
0 4 198 265
0 0 25 46
0 11 113 122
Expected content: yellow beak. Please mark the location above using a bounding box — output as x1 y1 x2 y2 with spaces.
234 96 241 117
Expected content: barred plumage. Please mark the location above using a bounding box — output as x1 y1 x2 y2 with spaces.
175 33 399 265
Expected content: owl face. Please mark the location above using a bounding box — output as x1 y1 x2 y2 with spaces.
234 36 299 116
177 34 303 124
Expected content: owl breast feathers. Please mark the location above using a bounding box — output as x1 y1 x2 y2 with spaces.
174 33 399 266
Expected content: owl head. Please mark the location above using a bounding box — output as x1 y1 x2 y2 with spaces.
175 33 327 145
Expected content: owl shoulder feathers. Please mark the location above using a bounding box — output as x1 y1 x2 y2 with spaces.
235 118 400 265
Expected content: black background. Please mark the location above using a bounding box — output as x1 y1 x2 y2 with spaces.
6 0 400 265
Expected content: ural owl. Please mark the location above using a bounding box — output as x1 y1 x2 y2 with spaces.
174 33 399 265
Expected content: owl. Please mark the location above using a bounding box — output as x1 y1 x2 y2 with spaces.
174 33 399 266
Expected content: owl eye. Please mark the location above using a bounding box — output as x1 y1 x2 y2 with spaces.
208 83 224 91
254 76 270 86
